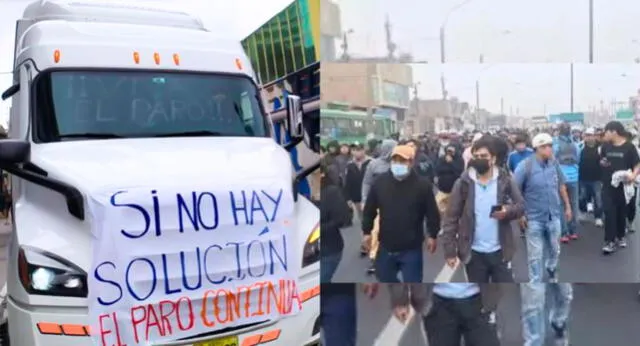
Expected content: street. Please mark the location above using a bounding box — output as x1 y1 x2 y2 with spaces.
332 215 640 283
354 283 640 346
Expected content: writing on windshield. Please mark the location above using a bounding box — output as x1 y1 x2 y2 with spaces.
43 71 267 140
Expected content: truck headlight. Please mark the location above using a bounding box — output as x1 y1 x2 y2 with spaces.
302 224 320 267
18 246 87 297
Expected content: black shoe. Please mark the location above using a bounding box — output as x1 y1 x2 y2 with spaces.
546 268 558 283
551 322 569 345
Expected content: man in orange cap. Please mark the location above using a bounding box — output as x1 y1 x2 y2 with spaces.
362 145 441 282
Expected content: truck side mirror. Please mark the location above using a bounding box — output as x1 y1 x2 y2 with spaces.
1 84 19 101
285 95 303 139
0 140 29 164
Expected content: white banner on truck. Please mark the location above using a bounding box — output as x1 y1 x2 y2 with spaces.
87 181 300 346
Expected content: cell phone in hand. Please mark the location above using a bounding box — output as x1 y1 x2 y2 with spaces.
490 205 502 216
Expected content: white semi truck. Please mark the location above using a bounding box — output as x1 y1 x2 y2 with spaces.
0 1 320 345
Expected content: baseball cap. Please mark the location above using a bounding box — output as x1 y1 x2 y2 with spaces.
472 132 483 143
584 127 596 135
391 145 415 160
604 121 626 135
531 133 553 148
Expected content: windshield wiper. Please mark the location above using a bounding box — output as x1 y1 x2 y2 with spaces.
153 131 223 138
58 133 124 139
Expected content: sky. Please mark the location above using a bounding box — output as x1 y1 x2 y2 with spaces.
414 63 640 116
334 0 640 63
0 0 293 125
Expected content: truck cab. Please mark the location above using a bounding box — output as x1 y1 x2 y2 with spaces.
0 1 320 345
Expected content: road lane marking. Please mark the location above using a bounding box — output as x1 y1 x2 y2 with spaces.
373 306 416 346
435 259 460 282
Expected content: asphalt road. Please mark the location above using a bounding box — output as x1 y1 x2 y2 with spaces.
355 283 640 346
331 213 640 283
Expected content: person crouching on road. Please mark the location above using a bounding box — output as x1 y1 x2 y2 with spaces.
514 133 572 282
361 145 441 282
441 137 525 282
389 283 501 346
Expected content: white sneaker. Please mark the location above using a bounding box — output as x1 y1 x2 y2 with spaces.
578 212 589 222
595 218 603 227
587 202 594 213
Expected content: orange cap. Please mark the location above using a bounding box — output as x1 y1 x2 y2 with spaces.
391 145 415 160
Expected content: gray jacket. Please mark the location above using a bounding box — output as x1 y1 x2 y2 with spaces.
388 283 504 315
361 139 397 202
442 168 525 264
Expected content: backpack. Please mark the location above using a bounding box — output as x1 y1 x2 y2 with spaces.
522 157 563 192
555 137 578 165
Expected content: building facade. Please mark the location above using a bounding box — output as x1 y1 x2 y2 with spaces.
321 63 412 133
408 98 470 134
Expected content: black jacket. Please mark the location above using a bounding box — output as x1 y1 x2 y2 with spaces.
579 143 601 182
344 159 370 203
321 181 352 256
435 156 464 193
414 151 435 182
362 171 440 252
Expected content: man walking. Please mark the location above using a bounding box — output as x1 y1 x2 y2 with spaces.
514 133 572 283
442 137 525 282
361 139 397 274
362 145 441 282
344 143 370 223
389 283 501 346
599 121 640 254
554 122 581 243
578 127 603 227
507 134 534 173
521 283 573 346
321 283 379 346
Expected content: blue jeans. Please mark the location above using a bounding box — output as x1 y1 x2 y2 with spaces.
561 181 579 236
579 181 603 218
521 283 573 346
374 247 423 282
320 252 342 283
526 219 561 282
321 292 356 346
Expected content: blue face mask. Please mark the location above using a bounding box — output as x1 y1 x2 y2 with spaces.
390 163 409 178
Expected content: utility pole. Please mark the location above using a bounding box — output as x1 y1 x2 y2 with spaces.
570 63 574 112
384 15 396 62
500 97 504 115
412 83 420 133
441 73 447 100
475 54 483 128
340 31 350 61
440 26 445 63
589 0 594 63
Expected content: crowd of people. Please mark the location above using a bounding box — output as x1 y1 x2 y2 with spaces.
320 120 640 346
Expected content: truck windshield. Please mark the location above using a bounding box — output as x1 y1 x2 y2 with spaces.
34 71 269 141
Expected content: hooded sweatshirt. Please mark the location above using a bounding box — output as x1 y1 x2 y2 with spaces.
361 139 397 202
